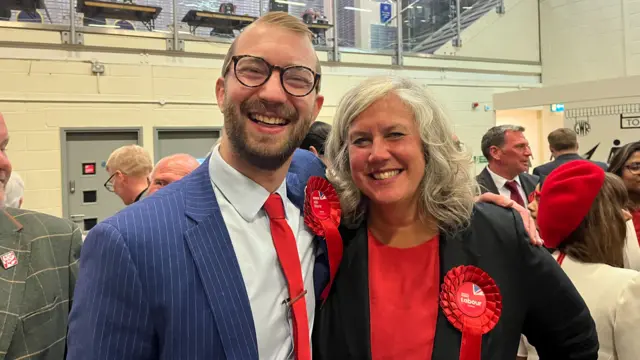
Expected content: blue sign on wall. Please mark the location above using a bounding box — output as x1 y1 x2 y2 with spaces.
550 103 565 112
380 3 392 24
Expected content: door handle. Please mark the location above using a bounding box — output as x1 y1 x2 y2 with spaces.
69 180 76 194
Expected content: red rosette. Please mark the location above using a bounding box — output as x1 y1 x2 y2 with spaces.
303 176 343 302
440 265 502 360
304 176 341 233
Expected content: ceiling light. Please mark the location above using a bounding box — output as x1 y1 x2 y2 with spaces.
344 6 372 12
276 0 306 6
88 24 118 28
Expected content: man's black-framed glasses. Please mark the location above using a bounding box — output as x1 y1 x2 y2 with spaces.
229 55 320 97
104 173 116 192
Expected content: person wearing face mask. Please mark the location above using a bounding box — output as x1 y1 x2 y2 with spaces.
518 160 640 360
67 12 331 360
313 77 597 360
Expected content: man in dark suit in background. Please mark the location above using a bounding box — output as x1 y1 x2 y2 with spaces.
533 127 608 177
0 113 82 359
476 125 539 207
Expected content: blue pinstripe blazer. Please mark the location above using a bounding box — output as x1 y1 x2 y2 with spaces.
67 149 328 360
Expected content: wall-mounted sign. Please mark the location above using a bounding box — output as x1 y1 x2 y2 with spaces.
620 115 640 129
550 103 565 112
380 3 392 23
573 117 591 137
473 155 488 164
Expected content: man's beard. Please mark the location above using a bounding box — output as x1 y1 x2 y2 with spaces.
223 97 311 171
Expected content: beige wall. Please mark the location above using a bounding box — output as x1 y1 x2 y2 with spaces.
437 0 540 62
0 25 540 217
495 109 544 168
540 109 566 162
493 75 640 165
493 108 566 170
540 0 640 86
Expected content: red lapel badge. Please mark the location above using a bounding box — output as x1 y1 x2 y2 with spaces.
0 251 18 270
303 176 343 303
440 265 502 360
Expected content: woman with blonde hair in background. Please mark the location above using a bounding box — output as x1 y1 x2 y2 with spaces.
518 160 640 360
313 76 598 360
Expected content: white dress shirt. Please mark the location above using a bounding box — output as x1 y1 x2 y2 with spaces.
518 253 640 360
486 167 529 206
209 145 316 359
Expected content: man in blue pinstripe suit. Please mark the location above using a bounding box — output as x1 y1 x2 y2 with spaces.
67 12 328 360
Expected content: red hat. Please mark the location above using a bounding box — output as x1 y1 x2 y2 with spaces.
537 160 605 249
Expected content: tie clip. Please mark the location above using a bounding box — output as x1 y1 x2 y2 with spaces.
282 290 307 306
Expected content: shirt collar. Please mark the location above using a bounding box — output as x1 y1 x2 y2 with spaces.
209 144 289 222
486 166 521 190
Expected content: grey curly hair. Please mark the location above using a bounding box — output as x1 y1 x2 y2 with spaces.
325 76 477 231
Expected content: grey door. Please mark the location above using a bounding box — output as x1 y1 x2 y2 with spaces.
64 131 140 232
155 128 221 163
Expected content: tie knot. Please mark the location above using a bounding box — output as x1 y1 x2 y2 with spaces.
505 180 519 191
264 193 286 220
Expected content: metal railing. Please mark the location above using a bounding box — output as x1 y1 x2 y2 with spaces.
0 0 509 65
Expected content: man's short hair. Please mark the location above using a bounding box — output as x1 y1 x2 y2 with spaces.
220 11 322 91
5 172 24 208
480 124 525 161
300 122 331 155
547 128 578 152
106 145 153 178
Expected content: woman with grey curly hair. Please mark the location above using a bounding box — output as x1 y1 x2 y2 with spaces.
312 76 597 360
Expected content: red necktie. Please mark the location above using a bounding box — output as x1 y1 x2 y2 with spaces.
263 193 311 360
504 180 525 207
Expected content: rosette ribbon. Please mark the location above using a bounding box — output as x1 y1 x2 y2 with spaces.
439 265 502 360
304 176 343 302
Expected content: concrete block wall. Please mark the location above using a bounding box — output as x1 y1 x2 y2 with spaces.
0 33 539 217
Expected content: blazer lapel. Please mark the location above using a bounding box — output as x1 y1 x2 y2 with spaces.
336 225 372 358
432 228 478 360
0 210 28 357
477 168 500 195
183 157 258 360
518 174 536 196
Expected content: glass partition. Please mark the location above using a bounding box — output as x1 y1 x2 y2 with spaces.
0 0 70 26
176 0 333 49
177 0 260 40
402 0 453 52
337 0 397 53
407 0 492 55
73 0 172 33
